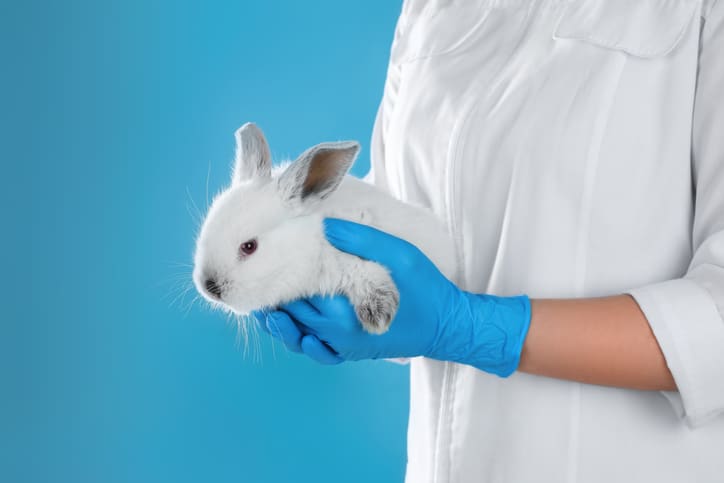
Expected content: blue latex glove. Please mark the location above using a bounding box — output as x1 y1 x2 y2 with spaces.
256 218 532 377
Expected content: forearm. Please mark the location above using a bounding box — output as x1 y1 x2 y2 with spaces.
517 295 677 391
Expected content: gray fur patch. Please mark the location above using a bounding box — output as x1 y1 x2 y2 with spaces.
355 281 400 335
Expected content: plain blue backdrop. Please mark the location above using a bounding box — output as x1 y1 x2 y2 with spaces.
2 1 408 482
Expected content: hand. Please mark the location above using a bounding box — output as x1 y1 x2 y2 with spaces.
257 218 532 377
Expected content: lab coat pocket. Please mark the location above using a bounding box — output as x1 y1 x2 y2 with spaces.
390 2 490 64
552 0 699 58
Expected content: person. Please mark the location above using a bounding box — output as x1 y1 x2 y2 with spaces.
257 0 724 481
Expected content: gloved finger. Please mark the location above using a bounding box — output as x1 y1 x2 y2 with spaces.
279 299 326 335
259 311 304 353
301 335 344 365
323 218 421 269
306 294 360 330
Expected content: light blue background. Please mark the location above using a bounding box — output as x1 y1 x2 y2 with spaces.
2 1 408 482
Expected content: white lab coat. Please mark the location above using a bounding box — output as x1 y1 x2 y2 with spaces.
367 0 724 481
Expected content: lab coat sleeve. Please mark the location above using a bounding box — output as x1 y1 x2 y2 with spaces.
627 0 724 427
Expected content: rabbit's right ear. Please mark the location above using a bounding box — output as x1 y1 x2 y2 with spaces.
277 141 359 205
232 123 272 184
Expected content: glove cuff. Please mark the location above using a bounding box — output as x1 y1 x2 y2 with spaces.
433 293 532 377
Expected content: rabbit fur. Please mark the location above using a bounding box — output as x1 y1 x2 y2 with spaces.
192 123 457 334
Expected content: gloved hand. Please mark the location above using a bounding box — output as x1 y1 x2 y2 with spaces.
256 218 532 377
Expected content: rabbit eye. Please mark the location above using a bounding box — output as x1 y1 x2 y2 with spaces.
239 238 258 257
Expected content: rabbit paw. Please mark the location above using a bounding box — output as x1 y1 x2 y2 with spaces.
354 276 400 335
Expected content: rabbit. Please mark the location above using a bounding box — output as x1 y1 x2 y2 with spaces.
192 122 457 334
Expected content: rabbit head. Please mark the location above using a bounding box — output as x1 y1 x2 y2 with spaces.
192 123 360 315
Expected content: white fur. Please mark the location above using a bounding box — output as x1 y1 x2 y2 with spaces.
193 123 457 333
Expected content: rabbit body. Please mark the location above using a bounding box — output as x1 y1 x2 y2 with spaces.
312 174 457 332
193 123 457 334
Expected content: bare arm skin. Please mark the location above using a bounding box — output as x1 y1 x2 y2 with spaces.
518 295 677 391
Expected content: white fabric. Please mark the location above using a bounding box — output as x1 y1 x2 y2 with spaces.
367 0 724 481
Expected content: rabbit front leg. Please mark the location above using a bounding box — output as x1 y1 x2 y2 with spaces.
336 255 400 335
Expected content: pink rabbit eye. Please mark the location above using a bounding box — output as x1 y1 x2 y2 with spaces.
239 239 257 257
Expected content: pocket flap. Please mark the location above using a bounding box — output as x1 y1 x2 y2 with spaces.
553 0 699 58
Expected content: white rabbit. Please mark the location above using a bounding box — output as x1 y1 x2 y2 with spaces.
192 123 457 334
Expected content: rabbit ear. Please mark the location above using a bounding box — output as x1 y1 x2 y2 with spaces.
278 141 360 203
232 123 272 184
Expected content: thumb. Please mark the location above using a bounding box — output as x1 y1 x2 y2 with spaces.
323 218 416 269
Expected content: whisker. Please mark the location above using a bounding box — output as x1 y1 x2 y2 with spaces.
206 160 212 212
229 312 245 356
185 186 205 228
168 280 196 310
238 314 250 360
157 274 189 295
186 201 202 228
251 314 263 364
182 293 201 317
186 185 204 218
163 260 194 269
155 274 192 296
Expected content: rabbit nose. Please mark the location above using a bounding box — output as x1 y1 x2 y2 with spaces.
205 278 222 299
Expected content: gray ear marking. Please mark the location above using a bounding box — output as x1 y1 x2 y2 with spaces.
278 140 360 203
232 122 272 184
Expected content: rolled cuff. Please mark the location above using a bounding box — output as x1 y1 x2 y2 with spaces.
628 278 724 427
